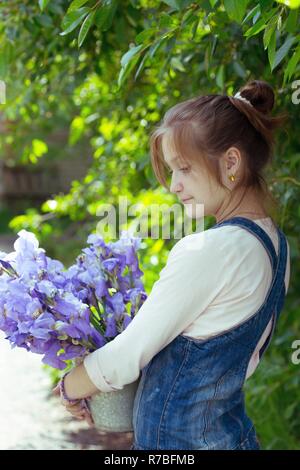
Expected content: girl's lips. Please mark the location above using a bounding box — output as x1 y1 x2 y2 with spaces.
182 198 193 203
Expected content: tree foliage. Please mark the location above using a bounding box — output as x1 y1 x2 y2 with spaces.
0 0 300 449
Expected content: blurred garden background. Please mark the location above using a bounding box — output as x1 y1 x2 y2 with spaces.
0 0 299 450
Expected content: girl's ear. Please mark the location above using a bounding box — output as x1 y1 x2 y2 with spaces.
224 147 241 173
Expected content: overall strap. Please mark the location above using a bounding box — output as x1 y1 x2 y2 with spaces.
211 217 288 317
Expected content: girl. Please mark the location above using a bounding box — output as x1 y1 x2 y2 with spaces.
54 80 290 450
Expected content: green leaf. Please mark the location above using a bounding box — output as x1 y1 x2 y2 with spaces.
67 0 89 13
284 402 297 420
94 0 118 32
35 14 53 28
275 0 300 9
120 44 144 68
242 4 260 24
118 57 139 89
284 45 300 84
60 7 90 36
78 10 96 47
224 0 249 23
191 17 200 40
271 35 296 71
135 28 156 45
285 8 299 33
170 56 186 72
263 16 277 50
135 28 157 44
118 44 149 88
134 50 150 80
69 116 85 145
159 13 176 29
216 64 225 90
161 0 182 10
148 36 169 58
268 29 276 69
211 35 218 57
209 0 219 6
39 0 50 11
32 139 48 157
244 8 277 37
181 9 195 27
0 41 13 79
259 0 274 8
244 17 267 37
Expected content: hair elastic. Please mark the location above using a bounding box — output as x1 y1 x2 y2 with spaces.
233 91 253 107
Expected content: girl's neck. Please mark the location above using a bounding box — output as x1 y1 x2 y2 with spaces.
215 188 268 224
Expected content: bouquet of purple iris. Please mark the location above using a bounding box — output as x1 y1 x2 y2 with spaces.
0 229 147 371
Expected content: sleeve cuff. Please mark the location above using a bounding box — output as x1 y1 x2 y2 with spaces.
83 351 116 393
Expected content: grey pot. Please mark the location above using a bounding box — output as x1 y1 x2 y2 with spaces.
86 378 140 432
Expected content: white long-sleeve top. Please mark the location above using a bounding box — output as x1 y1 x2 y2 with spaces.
83 217 291 392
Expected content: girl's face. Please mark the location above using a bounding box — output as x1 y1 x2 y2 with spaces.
161 132 227 220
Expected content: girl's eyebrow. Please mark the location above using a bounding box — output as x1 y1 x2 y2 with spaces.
164 156 180 167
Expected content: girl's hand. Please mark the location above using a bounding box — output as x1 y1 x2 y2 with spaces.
65 400 94 426
52 383 94 427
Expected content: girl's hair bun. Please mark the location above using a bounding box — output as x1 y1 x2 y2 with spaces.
238 80 275 115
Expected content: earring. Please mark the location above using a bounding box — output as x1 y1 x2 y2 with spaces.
228 174 235 182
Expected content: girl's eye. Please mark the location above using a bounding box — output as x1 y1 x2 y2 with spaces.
180 168 190 173
167 167 190 174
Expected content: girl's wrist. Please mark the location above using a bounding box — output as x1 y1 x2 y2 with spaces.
59 371 81 405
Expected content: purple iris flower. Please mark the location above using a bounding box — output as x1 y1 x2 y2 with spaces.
42 342 67 370
107 292 125 317
104 314 118 338
90 329 106 348
87 234 105 248
0 316 17 335
95 278 107 298
102 258 119 273
30 337 56 354
35 280 57 298
8 331 30 351
0 228 147 371
0 259 18 276
58 344 86 361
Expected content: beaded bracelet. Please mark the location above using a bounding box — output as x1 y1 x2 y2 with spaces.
59 371 82 406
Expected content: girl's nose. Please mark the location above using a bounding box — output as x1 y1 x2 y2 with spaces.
170 174 183 194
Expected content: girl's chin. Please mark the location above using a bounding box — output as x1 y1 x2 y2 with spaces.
183 198 193 204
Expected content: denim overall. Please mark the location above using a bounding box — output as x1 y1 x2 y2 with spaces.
130 217 288 450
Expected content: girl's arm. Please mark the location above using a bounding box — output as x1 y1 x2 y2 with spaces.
64 230 225 399
63 362 99 400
